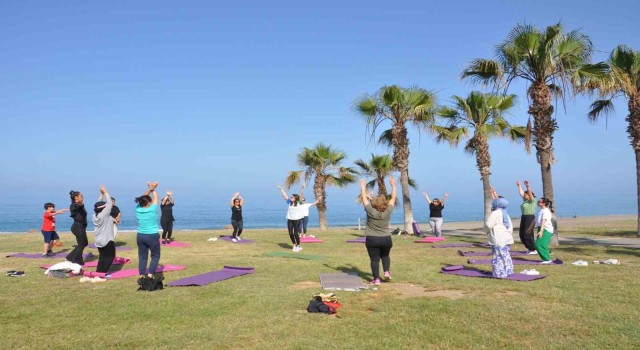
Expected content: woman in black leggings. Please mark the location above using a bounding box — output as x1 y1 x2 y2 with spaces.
66 190 88 265
230 192 244 242
359 176 397 286
160 191 175 244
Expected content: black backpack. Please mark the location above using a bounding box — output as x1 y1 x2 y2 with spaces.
137 275 164 291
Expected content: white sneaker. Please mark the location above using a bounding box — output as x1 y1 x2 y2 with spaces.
604 259 620 265
528 250 538 255
526 269 540 275
79 276 92 283
207 237 218 242
309 235 315 238
520 269 529 274
572 260 588 266
232 238 238 242
298 246 303 252
540 260 553 265
91 276 107 283
292 246 298 252
236 237 242 241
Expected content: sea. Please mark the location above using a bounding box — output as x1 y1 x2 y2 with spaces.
0 192 635 233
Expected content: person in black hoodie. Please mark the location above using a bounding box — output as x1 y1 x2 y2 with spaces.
65 190 88 265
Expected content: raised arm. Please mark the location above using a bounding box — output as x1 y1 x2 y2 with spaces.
524 180 534 200
230 193 239 206
516 181 525 198
144 181 159 205
277 185 288 201
388 176 397 206
441 193 449 205
423 191 431 204
50 208 69 216
490 186 498 200
309 196 321 206
98 185 113 219
359 179 370 207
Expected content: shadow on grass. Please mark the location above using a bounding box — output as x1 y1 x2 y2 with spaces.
277 243 293 249
604 247 640 258
322 263 371 280
115 241 129 247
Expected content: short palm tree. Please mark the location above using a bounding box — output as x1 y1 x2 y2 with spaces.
437 91 526 223
461 22 605 208
353 153 417 204
355 85 439 231
581 45 640 236
285 143 357 231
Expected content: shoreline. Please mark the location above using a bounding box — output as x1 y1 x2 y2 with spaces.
2 213 635 235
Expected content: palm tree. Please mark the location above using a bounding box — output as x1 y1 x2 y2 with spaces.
355 85 439 231
353 153 417 204
437 91 526 223
581 45 640 236
285 143 357 231
461 23 605 208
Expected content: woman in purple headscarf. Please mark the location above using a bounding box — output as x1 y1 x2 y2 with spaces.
486 187 514 278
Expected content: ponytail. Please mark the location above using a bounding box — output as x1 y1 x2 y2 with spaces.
135 195 152 207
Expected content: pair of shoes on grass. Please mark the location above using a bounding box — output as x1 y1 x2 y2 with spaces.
6 270 25 277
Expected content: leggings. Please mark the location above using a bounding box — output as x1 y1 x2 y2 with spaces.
65 223 88 265
287 219 301 245
300 216 309 234
231 220 243 238
137 233 161 275
96 241 116 273
429 217 443 237
519 214 536 251
161 220 174 240
365 235 393 280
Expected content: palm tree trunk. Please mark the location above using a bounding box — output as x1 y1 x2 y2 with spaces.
635 149 640 237
400 167 413 231
314 175 328 231
529 82 557 206
628 97 640 236
481 173 492 228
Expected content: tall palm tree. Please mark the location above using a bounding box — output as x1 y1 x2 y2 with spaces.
353 153 417 204
355 85 439 231
461 23 605 208
581 45 640 236
285 143 357 231
437 91 526 223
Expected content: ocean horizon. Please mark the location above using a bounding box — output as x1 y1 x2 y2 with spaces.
1 191 635 234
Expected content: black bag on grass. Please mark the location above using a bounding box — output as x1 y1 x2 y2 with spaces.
137 275 164 291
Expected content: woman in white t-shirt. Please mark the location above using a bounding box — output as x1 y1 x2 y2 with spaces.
277 185 318 252
534 197 555 264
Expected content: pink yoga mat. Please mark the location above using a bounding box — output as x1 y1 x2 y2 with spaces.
160 241 191 247
414 237 446 243
300 237 322 243
82 257 130 267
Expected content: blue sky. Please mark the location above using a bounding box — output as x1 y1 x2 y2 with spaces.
0 0 638 213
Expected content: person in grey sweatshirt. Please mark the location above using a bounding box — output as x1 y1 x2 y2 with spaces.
93 185 115 275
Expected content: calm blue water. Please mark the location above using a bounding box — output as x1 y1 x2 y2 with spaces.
0 192 635 233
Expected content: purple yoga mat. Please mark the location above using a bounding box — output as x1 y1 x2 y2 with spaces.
7 252 94 259
468 258 564 265
432 243 490 248
441 265 546 281
168 266 255 286
346 237 366 243
458 250 530 257
88 244 132 251
219 235 255 243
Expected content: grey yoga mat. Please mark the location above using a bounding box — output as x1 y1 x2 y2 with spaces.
467 258 564 265
320 273 368 291
441 265 546 281
168 266 255 287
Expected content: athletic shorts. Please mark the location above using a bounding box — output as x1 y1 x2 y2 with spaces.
41 230 59 243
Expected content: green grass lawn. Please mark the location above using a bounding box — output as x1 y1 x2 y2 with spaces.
1 228 639 350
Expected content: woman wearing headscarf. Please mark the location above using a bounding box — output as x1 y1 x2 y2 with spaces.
486 187 514 278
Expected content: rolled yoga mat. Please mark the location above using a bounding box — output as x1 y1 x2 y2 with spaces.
7 252 94 260
168 266 255 287
218 235 255 243
458 250 530 257
265 251 326 260
320 273 368 291
432 243 490 248
415 237 446 243
88 244 132 251
300 237 322 243
467 258 564 265
346 237 366 243
82 257 130 267
441 265 546 281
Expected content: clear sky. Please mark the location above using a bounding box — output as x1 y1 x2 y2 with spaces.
1 0 638 212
